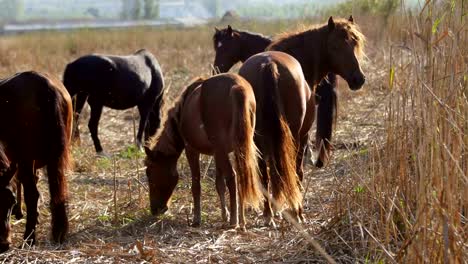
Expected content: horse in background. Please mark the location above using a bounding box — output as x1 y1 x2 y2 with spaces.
63 49 165 155
238 16 366 225
145 73 261 229
0 71 73 252
267 16 365 166
213 25 338 168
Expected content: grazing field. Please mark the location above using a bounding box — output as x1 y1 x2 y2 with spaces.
0 2 466 263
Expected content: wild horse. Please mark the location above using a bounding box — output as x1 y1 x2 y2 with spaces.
63 49 165 155
0 71 73 252
213 25 339 168
145 73 262 229
238 16 366 224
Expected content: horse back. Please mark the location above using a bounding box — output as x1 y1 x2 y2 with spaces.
64 53 153 108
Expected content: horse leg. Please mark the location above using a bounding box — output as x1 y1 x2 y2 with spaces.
294 135 309 223
136 104 149 150
88 102 105 155
215 166 229 223
18 162 39 246
47 158 69 244
72 92 88 145
259 158 274 227
215 152 238 228
186 149 201 227
13 178 23 219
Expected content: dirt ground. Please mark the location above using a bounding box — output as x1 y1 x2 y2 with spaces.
1 65 389 263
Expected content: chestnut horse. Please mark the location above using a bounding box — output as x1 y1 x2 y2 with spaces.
145 73 261 229
63 49 165 155
239 17 366 224
239 51 312 225
0 71 72 252
213 25 338 168
267 16 365 165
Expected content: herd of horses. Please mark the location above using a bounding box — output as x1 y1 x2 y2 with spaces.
0 16 365 252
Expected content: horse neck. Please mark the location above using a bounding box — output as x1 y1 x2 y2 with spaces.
153 109 185 157
302 28 331 86
239 32 272 62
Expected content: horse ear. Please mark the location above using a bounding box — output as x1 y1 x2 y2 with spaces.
227 25 233 36
328 16 335 31
214 27 220 33
348 15 354 23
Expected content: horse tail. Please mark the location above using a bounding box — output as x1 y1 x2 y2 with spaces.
232 85 262 209
315 73 338 168
261 61 302 210
44 75 72 243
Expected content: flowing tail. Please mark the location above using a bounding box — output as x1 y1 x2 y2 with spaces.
261 61 302 210
315 73 338 168
44 76 73 243
232 86 262 208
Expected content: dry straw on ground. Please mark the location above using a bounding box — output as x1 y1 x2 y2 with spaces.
0 2 466 262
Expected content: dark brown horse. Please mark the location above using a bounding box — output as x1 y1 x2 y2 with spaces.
145 73 262 229
213 25 338 167
238 16 366 224
267 16 366 165
0 71 73 252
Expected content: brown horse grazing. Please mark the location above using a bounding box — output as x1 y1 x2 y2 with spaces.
267 16 366 166
0 71 73 252
239 51 313 225
145 73 262 229
213 25 338 168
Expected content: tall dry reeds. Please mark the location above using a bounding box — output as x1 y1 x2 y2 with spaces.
330 1 467 262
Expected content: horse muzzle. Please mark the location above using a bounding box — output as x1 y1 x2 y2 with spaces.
347 72 366 91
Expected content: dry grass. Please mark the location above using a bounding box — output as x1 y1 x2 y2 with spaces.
0 3 466 263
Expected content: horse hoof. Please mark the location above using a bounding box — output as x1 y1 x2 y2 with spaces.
0 243 9 253
191 220 201 227
315 159 324 168
14 211 23 220
236 225 247 232
96 151 111 158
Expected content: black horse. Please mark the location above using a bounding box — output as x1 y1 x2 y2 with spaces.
63 49 165 155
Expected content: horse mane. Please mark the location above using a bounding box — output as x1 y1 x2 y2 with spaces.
0 143 8 169
268 19 366 58
147 77 206 155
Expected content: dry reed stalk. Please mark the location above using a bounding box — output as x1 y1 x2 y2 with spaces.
326 1 467 262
